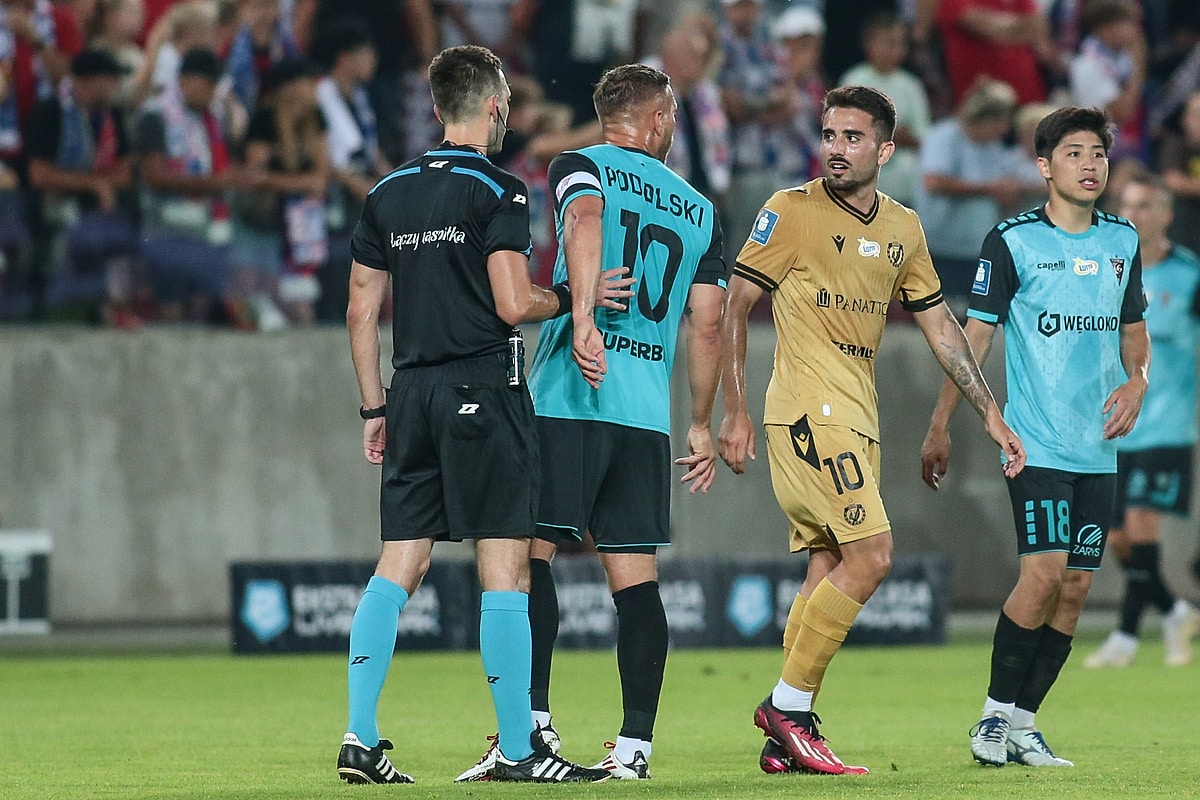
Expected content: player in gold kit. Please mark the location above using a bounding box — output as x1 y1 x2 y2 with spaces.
719 86 1026 775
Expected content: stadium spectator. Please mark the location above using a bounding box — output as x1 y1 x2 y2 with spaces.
1010 102 1055 210
436 0 520 59
655 15 730 208
1144 2 1200 137
27 48 138 325
295 0 436 162
338 43 609 786
839 11 930 207
916 78 1022 307
224 0 300 114
0 0 86 174
821 0 893 91
87 0 146 109
1158 90 1200 257
1085 171 1200 670
0 159 30 318
511 0 646 130
717 0 786 263
1068 0 1147 161
922 106 1147 770
936 0 1050 106
771 5 826 187
721 84 1022 777
135 47 248 323
232 56 328 326
491 74 599 287
139 0 219 104
311 18 387 323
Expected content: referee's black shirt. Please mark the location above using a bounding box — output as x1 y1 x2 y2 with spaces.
351 143 532 370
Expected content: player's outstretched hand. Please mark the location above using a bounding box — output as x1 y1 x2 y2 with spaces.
596 267 636 311
572 317 607 389
718 411 756 474
1102 377 1146 439
919 425 951 491
675 424 717 494
363 417 386 465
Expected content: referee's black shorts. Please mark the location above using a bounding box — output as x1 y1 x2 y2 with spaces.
380 353 538 542
534 416 671 553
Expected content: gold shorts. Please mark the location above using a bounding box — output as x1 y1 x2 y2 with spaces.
764 417 891 552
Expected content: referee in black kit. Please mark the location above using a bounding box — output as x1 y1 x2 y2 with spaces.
336 45 618 785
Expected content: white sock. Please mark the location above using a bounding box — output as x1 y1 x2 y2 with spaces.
1110 630 1138 650
532 710 552 730
1169 599 1192 619
982 697 1015 719
1010 707 1036 729
771 678 814 712
613 735 651 763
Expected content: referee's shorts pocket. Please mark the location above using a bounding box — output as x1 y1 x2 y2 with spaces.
446 386 491 440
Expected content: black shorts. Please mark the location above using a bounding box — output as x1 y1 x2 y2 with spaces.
534 416 670 553
380 353 538 542
1006 466 1116 571
1113 447 1194 519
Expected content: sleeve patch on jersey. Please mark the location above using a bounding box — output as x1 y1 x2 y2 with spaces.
749 208 779 246
972 259 992 295
555 170 602 202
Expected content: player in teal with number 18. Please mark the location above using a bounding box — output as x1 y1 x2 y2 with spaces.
455 63 728 782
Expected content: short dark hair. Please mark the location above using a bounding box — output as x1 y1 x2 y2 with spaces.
1123 165 1171 198
823 85 896 142
862 11 903 41
1082 0 1136 33
428 45 505 124
593 63 671 121
1033 106 1114 159
311 17 373 71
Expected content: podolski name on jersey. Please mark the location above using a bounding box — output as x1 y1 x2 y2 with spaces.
602 166 705 228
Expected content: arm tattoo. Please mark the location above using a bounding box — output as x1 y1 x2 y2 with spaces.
934 328 993 419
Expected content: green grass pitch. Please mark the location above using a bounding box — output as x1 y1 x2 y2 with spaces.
1 635 1196 799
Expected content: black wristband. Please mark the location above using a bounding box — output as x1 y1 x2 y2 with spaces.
359 404 386 420
549 281 571 318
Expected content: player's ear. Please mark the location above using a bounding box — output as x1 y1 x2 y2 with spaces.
876 139 895 167
1037 156 1051 180
433 105 443 125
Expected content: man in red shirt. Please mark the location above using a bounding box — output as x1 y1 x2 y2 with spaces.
937 0 1049 106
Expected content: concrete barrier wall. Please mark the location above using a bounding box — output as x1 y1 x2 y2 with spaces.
1 323 1194 624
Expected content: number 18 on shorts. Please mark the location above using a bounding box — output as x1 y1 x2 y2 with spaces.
1006 466 1116 571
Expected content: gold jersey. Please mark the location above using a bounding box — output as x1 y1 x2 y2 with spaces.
735 178 942 440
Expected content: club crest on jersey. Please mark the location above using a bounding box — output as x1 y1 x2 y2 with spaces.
1073 257 1099 276
1111 257 1126 282
857 237 881 257
887 241 904 269
843 503 867 526
972 259 991 295
750 208 779 245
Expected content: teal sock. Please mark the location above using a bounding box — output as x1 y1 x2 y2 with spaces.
480 591 535 761
346 576 409 747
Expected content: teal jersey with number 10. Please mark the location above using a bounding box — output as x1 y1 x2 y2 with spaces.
528 144 727 434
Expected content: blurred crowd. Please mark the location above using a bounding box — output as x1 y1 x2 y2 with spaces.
0 0 1198 329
